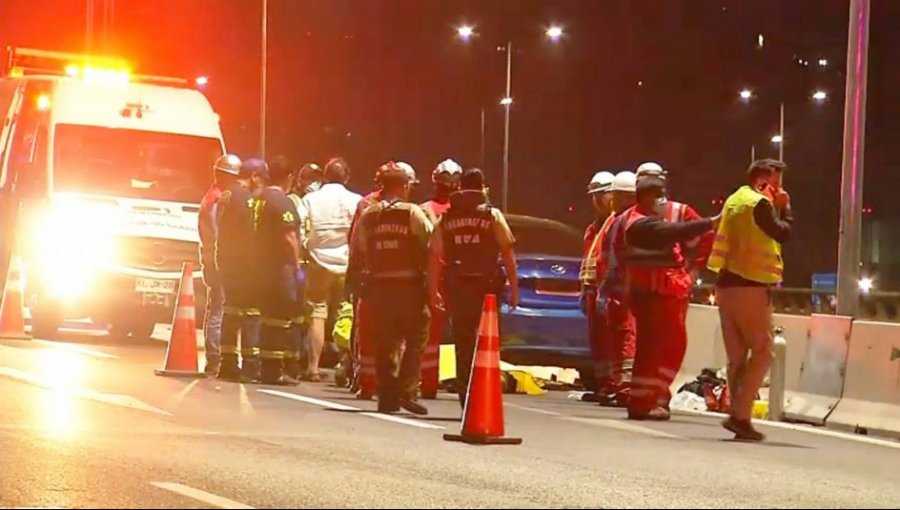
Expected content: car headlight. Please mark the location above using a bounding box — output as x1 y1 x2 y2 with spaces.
29 199 119 299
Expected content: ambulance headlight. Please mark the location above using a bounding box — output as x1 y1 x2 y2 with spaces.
30 199 119 299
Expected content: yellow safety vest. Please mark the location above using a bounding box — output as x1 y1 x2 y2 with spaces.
707 185 783 284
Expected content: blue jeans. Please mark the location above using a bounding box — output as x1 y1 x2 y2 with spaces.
204 283 225 362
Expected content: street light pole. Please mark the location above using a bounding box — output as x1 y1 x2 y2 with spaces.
502 41 512 212
260 0 268 158
778 101 785 161
480 107 486 170
836 0 871 317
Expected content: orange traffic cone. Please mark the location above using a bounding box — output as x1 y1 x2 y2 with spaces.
155 263 205 378
444 294 522 445
0 250 30 341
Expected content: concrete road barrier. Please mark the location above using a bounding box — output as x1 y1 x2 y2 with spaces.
680 306 811 396
827 320 900 439
771 312 812 394
783 314 852 425
679 305 728 390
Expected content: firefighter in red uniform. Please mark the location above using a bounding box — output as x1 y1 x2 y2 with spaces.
635 162 714 274
616 171 719 420
578 171 614 399
591 171 638 407
419 158 463 399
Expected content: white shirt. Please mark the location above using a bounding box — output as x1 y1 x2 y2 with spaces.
299 183 362 274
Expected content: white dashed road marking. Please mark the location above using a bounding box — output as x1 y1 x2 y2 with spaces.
150 482 254 509
32 339 118 360
504 402 562 416
564 417 683 440
258 389 445 430
0 367 170 416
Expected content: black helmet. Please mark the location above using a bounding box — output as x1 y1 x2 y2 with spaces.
213 154 242 176
241 158 269 181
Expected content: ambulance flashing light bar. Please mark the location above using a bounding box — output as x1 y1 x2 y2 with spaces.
3 47 191 87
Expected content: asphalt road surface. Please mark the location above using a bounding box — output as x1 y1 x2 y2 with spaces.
1 328 899 509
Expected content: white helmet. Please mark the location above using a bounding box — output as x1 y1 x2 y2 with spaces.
433 158 463 184
587 171 615 195
611 171 637 193
635 161 666 180
396 161 419 184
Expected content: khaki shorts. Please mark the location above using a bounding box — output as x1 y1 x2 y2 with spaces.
306 261 346 320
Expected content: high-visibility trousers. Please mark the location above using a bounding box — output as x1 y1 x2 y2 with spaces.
419 305 444 397
590 296 636 401
628 293 688 413
354 298 377 396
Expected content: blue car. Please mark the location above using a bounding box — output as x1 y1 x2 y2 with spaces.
498 214 592 382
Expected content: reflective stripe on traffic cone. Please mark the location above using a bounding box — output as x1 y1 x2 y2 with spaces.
0 250 30 341
155 263 205 378
444 294 522 445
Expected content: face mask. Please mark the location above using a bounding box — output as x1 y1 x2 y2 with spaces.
652 197 668 216
304 181 322 195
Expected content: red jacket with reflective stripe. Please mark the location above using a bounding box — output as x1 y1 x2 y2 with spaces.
619 202 702 298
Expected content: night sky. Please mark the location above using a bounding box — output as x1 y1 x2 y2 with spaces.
2 0 899 286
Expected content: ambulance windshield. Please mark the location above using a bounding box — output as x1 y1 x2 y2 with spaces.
53 124 222 203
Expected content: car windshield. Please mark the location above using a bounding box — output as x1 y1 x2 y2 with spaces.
53 124 222 203
509 219 583 258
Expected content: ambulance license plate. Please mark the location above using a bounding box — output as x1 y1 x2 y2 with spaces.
135 278 176 294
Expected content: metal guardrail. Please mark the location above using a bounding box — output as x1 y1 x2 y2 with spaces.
690 285 900 322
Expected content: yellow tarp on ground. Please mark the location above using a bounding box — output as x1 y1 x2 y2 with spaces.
438 344 546 396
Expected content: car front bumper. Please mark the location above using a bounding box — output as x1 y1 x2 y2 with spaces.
499 304 590 370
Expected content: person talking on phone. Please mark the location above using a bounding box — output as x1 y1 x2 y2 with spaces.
707 159 793 441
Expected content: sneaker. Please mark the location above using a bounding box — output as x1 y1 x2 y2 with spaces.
400 399 429 416
722 417 766 442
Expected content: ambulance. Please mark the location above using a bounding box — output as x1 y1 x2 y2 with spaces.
0 48 225 338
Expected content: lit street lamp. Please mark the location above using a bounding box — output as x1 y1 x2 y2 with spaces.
858 277 875 294
546 26 564 41
457 24 563 212
741 88 830 162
